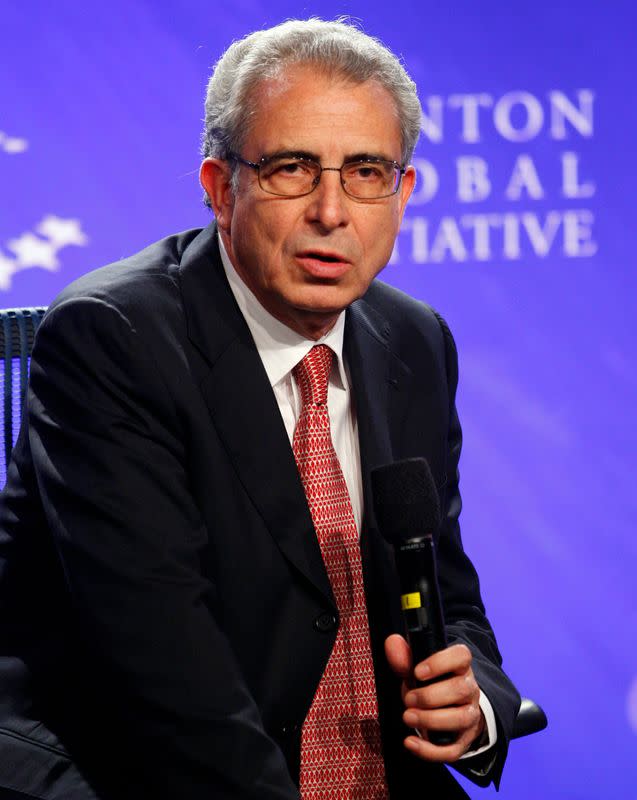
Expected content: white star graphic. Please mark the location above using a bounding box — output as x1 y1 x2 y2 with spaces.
36 215 88 247
0 254 16 290
6 233 60 271
0 132 28 154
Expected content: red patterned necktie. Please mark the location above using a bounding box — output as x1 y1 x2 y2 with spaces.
292 345 389 800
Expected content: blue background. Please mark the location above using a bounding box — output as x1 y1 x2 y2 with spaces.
2 2 636 797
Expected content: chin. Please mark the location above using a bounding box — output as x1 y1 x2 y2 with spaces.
295 298 353 318
295 283 363 312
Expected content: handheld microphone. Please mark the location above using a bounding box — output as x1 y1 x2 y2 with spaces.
371 457 456 746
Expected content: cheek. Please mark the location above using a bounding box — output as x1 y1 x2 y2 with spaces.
233 215 293 287
247 207 299 262
359 210 400 257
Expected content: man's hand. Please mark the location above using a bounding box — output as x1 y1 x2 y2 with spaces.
385 634 486 763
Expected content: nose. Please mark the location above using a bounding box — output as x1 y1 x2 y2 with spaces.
305 168 350 231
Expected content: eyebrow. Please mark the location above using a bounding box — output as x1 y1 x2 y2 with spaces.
343 152 397 164
262 149 321 162
262 149 398 164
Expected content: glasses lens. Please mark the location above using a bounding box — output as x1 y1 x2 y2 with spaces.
259 157 320 196
342 161 401 198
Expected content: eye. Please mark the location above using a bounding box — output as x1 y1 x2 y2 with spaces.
278 161 303 174
347 162 385 181
267 158 315 179
358 166 381 178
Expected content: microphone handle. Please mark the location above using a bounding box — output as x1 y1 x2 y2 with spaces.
396 538 457 747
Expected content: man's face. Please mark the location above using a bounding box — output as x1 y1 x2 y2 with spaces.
201 64 415 339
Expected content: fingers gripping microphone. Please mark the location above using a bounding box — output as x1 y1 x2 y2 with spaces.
371 457 456 746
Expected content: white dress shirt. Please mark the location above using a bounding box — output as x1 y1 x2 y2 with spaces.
218 236 497 766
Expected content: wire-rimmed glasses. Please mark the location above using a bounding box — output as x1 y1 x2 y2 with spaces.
228 152 406 200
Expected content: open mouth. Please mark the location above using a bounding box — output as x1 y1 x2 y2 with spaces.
301 251 346 263
296 251 350 278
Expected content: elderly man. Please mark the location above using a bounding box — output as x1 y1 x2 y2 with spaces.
0 18 519 800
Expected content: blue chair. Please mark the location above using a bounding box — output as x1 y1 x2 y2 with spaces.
0 307 46 486
0 305 546 741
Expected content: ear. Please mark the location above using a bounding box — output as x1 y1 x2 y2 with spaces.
399 164 416 213
200 158 235 234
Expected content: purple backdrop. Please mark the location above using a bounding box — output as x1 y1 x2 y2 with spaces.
2 2 636 797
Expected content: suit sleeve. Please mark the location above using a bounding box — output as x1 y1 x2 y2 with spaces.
432 311 521 789
27 297 300 800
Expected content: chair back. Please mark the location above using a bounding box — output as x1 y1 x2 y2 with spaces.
0 307 47 486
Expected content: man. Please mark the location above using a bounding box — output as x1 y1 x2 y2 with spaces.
0 18 519 800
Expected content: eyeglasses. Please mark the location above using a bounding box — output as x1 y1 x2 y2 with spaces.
227 152 406 200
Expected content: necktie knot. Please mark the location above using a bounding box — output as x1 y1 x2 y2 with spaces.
293 344 333 407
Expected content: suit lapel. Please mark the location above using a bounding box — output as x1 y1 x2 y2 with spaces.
344 297 413 532
345 297 413 634
179 224 334 607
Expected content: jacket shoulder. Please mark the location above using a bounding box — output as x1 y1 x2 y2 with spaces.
47 228 203 320
359 279 453 351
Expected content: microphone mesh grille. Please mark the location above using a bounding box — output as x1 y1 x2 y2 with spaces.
371 458 441 543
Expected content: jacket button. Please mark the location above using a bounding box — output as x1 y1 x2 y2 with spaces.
314 612 337 632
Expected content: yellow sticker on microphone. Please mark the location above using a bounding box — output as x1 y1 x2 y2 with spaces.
401 592 422 610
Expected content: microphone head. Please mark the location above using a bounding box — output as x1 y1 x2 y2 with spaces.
371 458 441 544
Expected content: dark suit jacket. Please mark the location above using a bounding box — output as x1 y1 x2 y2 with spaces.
0 224 519 799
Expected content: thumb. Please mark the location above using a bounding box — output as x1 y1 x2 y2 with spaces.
384 633 413 680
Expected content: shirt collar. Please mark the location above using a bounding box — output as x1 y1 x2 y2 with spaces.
218 234 347 389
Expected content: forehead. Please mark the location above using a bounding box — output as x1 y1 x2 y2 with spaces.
242 65 403 160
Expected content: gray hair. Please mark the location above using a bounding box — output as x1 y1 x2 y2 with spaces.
201 18 422 206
